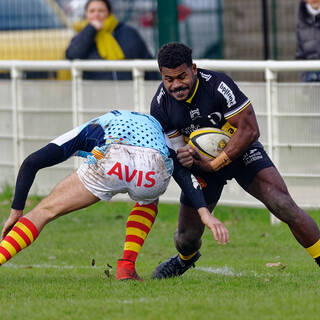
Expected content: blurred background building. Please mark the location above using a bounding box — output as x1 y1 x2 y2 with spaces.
0 0 300 80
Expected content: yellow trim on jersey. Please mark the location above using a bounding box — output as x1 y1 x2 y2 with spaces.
221 122 237 136
306 239 320 258
132 206 157 218
186 79 199 103
167 130 181 138
126 227 147 239
224 101 251 120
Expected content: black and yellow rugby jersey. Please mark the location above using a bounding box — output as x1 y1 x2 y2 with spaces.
150 68 251 139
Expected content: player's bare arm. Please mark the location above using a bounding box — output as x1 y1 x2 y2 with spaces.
224 103 260 160
209 104 259 171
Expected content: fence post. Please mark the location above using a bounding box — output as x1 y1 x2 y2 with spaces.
265 66 281 225
11 64 23 180
133 67 145 113
71 65 83 169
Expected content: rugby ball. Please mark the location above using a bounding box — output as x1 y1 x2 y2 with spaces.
188 128 231 159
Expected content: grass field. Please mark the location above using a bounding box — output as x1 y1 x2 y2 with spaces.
1 190 320 320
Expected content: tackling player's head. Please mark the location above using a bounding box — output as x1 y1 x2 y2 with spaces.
158 42 197 101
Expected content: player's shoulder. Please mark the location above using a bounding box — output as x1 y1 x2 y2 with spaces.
197 68 234 87
151 82 168 107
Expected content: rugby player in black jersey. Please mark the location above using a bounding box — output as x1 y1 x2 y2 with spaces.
150 42 320 279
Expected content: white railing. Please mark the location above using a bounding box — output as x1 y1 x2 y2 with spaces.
0 59 319 220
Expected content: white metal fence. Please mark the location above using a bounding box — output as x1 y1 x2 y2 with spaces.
0 59 319 212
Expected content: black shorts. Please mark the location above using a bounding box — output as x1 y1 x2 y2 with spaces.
180 141 274 207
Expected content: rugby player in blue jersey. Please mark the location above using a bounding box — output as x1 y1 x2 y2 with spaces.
0 110 229 280
150 42 320 279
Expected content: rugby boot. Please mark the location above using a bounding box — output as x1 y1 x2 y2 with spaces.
116 259 144 281
151 251 201 279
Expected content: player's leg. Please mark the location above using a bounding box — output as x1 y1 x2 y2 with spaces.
152 201 215 279
116 200 158 281
245 166 320 266
108 145 171 280
0 171 99 266
174 202 206 255
152 172 225 279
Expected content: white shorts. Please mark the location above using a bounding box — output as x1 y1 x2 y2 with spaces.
77 144 172 204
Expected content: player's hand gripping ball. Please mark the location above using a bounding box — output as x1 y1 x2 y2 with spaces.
188 127 231 159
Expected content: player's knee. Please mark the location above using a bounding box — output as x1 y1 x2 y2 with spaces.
34 200 60 222
174 228 202 255
268 194 299 224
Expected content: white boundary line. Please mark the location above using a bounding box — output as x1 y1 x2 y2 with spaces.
3 263 291 278
195 265 291 278
2 263 109 270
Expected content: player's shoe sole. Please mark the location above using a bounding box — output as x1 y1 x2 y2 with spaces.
151 251 201 279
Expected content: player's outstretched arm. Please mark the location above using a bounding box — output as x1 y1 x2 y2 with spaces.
10 143 65 214
197 207 229 245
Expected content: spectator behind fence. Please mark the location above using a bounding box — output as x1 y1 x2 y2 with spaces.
66 0 158 80
296 0 320 81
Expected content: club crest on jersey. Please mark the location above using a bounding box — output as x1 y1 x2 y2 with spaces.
190 108 200 120
218 81 236 108
208 112 222 126
200 72 212 82
157 87 165 104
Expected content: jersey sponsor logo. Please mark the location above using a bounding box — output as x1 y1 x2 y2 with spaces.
200 72 212 82
181 124 201 136
107 162 156 188
157 87 166 104
242 149 263 165
218 81 236 108
190 108 201 120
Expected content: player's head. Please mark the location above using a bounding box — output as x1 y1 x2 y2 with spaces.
157 42 197 101
305 0 320 10
85 0 112 22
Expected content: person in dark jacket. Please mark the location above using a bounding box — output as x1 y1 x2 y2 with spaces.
296 0 320 81
66 0 157 80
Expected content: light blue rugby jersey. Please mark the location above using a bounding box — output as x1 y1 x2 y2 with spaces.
78 110 170 158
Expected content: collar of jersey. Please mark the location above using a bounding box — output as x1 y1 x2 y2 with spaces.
186 78 199 103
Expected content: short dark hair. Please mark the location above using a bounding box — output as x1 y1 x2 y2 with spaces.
157 42 193 70
85 0 112 12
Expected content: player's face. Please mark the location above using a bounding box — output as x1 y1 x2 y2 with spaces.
86 1 110 23
305 0 320 9
160 63 198 101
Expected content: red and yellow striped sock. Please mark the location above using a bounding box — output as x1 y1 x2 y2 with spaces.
122 202 158 263
0 217 39 265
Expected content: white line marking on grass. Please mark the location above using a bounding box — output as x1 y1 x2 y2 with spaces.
196 265 291 278
196 266 242 277
3 263 107 270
